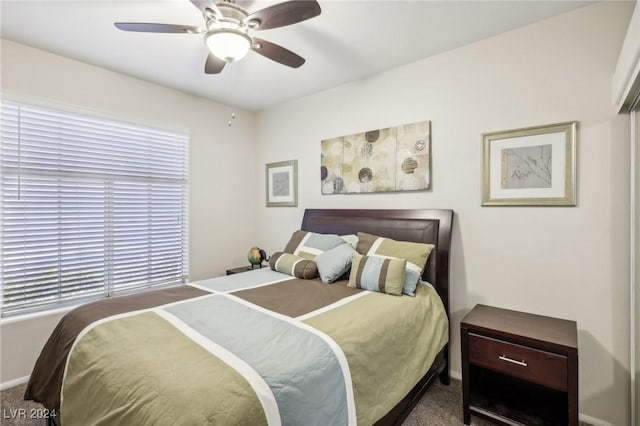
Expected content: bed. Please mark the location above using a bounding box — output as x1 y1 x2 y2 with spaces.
25 208 453 426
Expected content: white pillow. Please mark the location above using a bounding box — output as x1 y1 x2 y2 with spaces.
339 234 359 250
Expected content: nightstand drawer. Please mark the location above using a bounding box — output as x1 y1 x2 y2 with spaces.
468 333 567 391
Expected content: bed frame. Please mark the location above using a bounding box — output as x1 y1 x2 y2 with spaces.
302 208 454 425
48 208 453 426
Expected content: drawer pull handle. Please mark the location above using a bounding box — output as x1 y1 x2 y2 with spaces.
499 355 528 367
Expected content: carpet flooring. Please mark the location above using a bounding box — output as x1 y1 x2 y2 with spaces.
0 378 493 426
0 379 589 425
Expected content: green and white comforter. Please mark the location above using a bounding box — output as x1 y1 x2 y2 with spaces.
27 269 448 426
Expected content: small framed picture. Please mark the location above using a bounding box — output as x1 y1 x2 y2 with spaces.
482 121 577 206
266 160 298 207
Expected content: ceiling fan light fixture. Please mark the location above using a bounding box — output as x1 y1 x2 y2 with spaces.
205 29 251 62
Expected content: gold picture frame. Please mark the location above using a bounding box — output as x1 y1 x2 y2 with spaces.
266 160 298 207
482 121 577 206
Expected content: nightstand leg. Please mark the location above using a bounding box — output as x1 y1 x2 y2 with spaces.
461 327 471 425
568 351 579 426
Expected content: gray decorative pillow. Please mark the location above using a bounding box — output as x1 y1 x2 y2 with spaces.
269 252 318 279
314 243 354 283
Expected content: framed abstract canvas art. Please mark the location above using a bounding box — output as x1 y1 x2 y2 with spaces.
321 120 431 194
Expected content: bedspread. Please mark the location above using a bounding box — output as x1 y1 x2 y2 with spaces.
26 268 448 426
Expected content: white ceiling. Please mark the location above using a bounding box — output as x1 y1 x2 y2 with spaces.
1 0 595 111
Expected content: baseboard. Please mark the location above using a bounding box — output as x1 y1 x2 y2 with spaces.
579 413 611 426
0 375 29 391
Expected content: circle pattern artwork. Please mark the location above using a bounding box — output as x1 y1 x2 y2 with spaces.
358 167 373 183
365 130 380 143
402 157 418 174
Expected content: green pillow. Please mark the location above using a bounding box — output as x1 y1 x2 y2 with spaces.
348 252 406 296
269 252 318 279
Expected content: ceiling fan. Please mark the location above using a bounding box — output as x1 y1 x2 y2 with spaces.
114 0 321 74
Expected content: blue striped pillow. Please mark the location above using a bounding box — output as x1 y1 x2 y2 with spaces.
347 252 406 296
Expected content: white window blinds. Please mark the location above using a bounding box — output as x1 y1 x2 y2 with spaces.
0 100 188 317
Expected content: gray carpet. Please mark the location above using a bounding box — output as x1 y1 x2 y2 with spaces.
0 379 589 425
0 378 493 425
0 383 45 426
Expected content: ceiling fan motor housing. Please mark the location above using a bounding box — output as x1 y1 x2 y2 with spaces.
209 2 248 25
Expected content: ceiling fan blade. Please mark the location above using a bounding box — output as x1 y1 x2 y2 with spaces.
252 37 305 68
114 23 202 34
245 0 321 31
188 0 222 18
205 54 227 74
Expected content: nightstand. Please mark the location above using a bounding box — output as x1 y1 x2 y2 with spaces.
226 265 264 275
461 304 578 426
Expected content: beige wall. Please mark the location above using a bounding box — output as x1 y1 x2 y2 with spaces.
0 2 635 424
0 39 258 385
255 3 633 424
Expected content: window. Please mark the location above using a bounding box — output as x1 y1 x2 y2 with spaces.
0 100 188 317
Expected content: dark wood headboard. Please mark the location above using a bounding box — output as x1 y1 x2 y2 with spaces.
301 209 454 317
